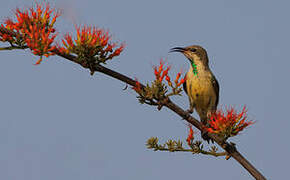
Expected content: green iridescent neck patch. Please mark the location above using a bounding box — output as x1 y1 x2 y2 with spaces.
191 60 198 76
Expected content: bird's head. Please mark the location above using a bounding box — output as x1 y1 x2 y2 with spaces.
170 45 209 67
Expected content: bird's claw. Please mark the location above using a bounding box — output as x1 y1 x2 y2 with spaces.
186 109 194 114
201 131 214 143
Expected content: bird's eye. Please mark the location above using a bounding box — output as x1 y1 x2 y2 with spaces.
190 48 197 52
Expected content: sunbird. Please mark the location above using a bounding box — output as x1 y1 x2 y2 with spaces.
170 45 219 142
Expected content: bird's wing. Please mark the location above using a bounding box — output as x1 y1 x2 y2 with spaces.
212 75 219 108
183 73 188 94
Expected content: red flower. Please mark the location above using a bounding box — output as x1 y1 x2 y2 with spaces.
159 66 170 82
165 75 171 86
173 69 186 88
110 43 125 58
153 59 167 82
104 43 115 52
0 2 60 64
176 73 186 87
58 25 124 61
206 106 254 138
186 125 194 146
153 59 165 80
132 79 142 93
174 72 181 84
153 59 186 88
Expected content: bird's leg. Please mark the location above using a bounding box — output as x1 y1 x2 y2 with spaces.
206 111 213 124
186 103 194 114
201 131 214 143
186 108 193 114
201 112 214 143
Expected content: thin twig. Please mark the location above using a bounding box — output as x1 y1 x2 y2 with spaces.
154 147 227 157
0 45 28 50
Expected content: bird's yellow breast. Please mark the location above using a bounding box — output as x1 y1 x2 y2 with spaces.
186 64 216 110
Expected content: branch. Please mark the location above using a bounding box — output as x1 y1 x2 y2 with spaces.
0 26 266 180
53 50 266 180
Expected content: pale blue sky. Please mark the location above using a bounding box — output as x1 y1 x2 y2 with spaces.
0 0 289 179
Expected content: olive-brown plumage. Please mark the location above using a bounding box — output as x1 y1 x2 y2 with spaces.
170 45 219 142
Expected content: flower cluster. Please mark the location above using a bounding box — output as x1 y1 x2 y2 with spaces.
132 60 186 98
153 59 186 90
58 25 125 65
205 106 254 139
0 3 60 64
132 59 186 108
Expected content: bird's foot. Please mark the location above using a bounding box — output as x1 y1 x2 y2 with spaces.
201 131 214 144
186 108 194 114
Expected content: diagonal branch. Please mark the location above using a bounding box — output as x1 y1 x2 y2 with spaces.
54 50 266 180
0 26 266 180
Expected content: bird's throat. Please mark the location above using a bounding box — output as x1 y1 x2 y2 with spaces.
191 60 198 76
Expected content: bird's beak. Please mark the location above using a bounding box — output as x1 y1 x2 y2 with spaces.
169 47 186 53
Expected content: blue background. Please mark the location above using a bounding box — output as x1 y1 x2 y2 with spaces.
0 0 289 179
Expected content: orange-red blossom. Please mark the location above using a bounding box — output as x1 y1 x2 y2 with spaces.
153 59 186 87
0 3 60 64
186 125 194 146
132 79 142 93
58 25 125 61
206 106 254 137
